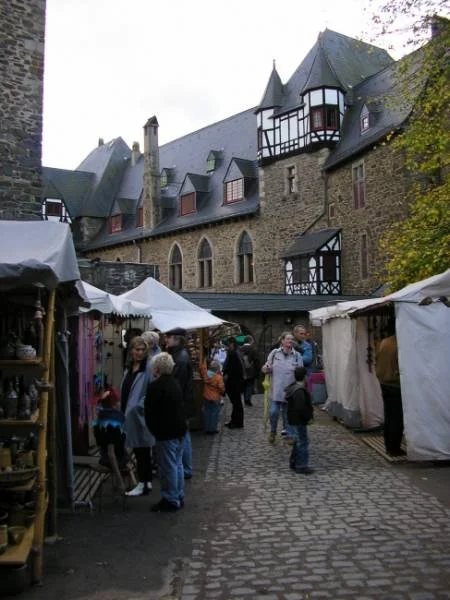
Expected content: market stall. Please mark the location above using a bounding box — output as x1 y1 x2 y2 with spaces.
74 282 153 454
118 277 234 428
310 269 450 460
0 221 84 587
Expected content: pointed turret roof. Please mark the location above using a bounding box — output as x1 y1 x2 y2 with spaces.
301 39 341 93
255 60 284 112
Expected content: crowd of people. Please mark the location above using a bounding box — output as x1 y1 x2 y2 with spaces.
93 324 320 513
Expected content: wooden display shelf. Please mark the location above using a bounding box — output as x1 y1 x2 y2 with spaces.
0 359 43 367
0 524 34 566
0 410 40 426
1 477 36 492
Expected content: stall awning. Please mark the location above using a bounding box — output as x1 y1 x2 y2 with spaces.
118 277 229 332
0 220 81 290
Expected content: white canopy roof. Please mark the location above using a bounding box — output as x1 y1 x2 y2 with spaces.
118 277 227 332
80 281 153 318
310 268 450 325
0 221 81 290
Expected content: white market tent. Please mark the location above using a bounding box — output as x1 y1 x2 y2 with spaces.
310 269 450 461
118 277 227 332
80 281 153 318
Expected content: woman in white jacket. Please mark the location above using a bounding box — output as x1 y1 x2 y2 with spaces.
121 336 155 496
262 332 303 443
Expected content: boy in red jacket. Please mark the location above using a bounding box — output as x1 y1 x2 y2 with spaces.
200 359 225 434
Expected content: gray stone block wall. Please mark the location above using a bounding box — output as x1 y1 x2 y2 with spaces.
0 0 46 220
78 259 159 296
327 144 411 294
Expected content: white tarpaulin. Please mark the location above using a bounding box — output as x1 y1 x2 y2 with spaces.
0 221 81 290
80 281 154 318
310 269 450 460
319 316 384 429
118 277 227 332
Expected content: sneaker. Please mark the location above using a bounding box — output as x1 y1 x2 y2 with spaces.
268 432 276 443
184 473 192 480
150 498 179 512
281 429 288 437
126 482 145 496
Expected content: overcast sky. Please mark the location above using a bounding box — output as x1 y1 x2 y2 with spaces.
42 0 410 170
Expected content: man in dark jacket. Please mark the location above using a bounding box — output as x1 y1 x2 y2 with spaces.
145 352 187 512
222 337 245 428
285 366 314 474
240 335 260 407
165 328 194 478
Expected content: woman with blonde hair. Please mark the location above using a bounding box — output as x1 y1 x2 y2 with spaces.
121 335 154 496
145 352 187 512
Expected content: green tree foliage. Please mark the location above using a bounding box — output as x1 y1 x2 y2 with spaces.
368 3 450 291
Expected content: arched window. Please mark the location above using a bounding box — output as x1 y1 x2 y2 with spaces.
169 244 183 290
198 239 212 288
237 232 254 284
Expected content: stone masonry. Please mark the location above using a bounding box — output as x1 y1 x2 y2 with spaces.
0 0 46 220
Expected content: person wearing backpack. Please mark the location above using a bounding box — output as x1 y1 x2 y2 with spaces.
240 335 259 407
285 366 314 474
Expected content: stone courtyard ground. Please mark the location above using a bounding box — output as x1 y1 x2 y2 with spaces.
18 394 450 600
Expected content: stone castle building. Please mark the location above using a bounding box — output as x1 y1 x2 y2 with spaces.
0 0 45 220
41 27 424 343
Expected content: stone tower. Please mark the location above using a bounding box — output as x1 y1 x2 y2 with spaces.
0 0 46 220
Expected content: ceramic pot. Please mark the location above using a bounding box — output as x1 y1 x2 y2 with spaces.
16 345 36 361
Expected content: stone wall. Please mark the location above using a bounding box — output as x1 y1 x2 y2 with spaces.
0 0 45 220
327 144 411 294
78 259 159 295
254 149 330 292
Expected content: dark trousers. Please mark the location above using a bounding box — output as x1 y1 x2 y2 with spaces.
227 386 244 427
243 379 255 405
133 446 152 482
381 384 404 454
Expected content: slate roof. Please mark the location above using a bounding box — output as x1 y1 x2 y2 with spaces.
324 49 423 170
82 108 259 250
46 28 414 252
180 291 370 313
42 167 94 219
261 29 393 116
281 228 341 258
257 62 284 110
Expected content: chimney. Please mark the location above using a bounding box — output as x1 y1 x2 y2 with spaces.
98 137 104 146
131 141 140 167
143 116 160 229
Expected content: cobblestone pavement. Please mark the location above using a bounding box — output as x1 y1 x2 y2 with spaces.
22 394 450 600
180 395 450 600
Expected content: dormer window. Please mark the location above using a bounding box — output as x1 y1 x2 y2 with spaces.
360 104 370 133
224 179 244 204
160 170 168 188
110 214 122 233
207 150 222 173
180 192 196 216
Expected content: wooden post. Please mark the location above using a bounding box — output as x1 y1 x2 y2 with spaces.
46 325 57 538
32 289 55 583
